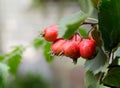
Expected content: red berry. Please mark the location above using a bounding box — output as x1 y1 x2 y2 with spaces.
51 38 66 56
43 24 58 42
63 40 80 59
79 39 96 59
89 34 96 45
71 34 82 44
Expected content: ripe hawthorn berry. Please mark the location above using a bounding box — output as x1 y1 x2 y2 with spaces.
51 38 66 56
63 40 80 62
79 39 96 59
42 24 58 42
89 34 97 45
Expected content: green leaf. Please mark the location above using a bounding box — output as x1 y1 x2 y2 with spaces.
32 37 44 49
78 0 93 15
109 56 120 67
43 43 54 63
0 55 5 62
78 27 87 38
85 71 106 88
7 45 25 74
58 11 87 39
98 0 120 51
7 54 21 74
115 47 120 57
0 63 9 88
84 48 107 75
102 67 120 88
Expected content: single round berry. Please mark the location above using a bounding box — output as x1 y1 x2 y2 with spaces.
51 38 66 56
89 34 97 45
43 24 58 42
79 39 96 59
63 40 80 60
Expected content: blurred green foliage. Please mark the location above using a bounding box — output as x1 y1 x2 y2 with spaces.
0 45 25 74
7 74 52 88
0 63 9 88
85 71 106 88
32 0 79 8
32 37 44 49
43 42 54 63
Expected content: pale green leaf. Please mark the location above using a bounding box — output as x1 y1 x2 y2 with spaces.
84 48 107 75
78 0 93 15
0 63 9 88
7 45 25 74
85 71 106 88
58 11 87 39
43 43 54 63
32 37 44 49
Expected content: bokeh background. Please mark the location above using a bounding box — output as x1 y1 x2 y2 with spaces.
0 0 86 88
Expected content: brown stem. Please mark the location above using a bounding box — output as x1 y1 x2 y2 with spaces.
74 32 80 41
82 22 98 26
87 24 96 36
97 72 105 84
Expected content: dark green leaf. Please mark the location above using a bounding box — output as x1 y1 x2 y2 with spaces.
32 37 44 49
7 45 25 74
0 63 9 88
58 11 87 39
84 48 107 75
43 43 54 63
98 0 120 51
103 67 120 88
109 56 120 67
78 27 87 38
85 71 106 88
78 0 93 15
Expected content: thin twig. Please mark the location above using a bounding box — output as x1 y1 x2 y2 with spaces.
82 22 98 26
87 24 97 35
97 72 105 84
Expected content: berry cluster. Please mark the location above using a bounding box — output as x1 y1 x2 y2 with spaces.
41 24 97 63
